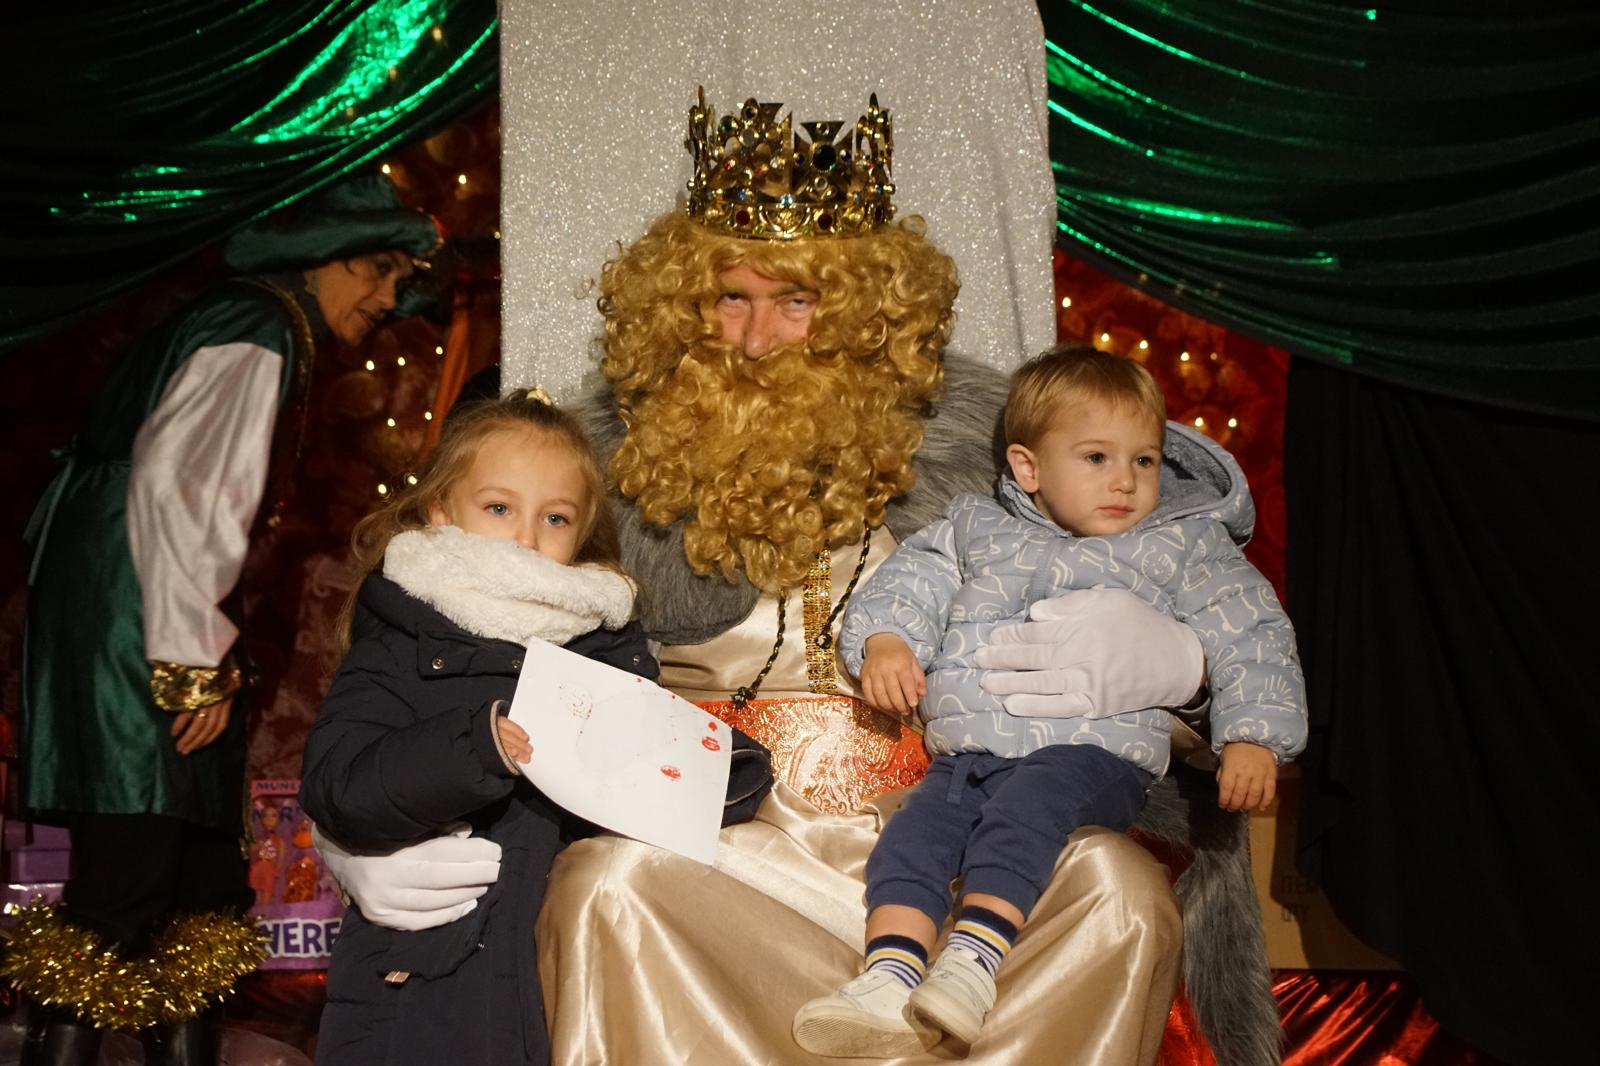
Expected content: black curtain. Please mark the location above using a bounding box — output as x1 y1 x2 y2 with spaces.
1285 358 1598 1064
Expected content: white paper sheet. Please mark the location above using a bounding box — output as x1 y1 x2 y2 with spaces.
507 638 731 864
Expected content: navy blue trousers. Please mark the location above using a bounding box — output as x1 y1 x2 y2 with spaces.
866 745 1152 926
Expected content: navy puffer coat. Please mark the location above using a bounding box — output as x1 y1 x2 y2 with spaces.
300 574 657 1066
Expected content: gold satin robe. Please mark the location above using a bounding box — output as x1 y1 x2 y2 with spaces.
536 536 1182 1064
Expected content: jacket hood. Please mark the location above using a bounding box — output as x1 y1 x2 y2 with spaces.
999 420 1256 545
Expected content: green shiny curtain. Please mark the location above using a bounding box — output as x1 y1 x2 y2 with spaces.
0 0 497 351
1041 1 1600 420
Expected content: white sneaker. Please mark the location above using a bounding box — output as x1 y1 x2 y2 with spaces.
907 948 997 1046
793 969 940 1058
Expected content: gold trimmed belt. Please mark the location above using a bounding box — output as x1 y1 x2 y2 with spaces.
700 695 928 816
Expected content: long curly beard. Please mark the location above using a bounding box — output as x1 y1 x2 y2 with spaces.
609 338 929 592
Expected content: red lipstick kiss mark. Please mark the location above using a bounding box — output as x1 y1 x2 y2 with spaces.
701 737 721 752
660 765 681 781
707 721 719 731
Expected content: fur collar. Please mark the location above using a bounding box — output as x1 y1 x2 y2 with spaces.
382 526 635 646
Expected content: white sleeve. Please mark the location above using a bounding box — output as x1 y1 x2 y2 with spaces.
127 343 283 667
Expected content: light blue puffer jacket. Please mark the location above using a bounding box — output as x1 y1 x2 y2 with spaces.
840 422 1306 780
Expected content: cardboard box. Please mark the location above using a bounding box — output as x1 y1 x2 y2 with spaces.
249 779 344 969
5 849 70 883
1249 768 1398 970
1 820 69 852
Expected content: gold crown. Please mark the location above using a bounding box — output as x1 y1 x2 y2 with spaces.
685 87 895 240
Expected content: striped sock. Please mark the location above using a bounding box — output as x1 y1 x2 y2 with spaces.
864 934 929 989
945 906 1018 978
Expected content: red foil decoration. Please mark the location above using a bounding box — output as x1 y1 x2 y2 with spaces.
1276 972 1506 1066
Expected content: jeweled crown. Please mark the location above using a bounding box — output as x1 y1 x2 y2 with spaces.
685 87 895 240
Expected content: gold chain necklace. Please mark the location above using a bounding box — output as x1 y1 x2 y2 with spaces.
731 526 873 709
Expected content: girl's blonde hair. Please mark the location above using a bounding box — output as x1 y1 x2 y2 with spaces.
339 394 621 645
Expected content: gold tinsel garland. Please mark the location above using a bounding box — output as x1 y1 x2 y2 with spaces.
0 903 267 1029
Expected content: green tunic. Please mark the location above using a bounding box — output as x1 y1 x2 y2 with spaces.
22 279 315 833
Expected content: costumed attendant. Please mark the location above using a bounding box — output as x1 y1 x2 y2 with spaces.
300 394 690 1065
793 345 1307 1055
7 174 440 1066
326 92 1281 1066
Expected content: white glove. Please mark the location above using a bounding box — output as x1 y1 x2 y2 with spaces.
314 824 502 932
974 589 1205 719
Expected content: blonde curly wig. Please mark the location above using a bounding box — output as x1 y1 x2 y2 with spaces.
600 212 959 592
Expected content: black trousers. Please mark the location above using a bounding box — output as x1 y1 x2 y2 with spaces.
62 813 251 950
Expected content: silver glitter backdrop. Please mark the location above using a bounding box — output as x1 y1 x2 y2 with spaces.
501 0 1056 400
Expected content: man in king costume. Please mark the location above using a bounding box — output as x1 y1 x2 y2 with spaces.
329 79 1282 1065
543 89 1278 1066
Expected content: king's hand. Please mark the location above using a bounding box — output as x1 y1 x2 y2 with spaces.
974 589 1205 719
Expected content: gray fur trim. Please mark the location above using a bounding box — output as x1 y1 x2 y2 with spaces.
575 388 761 645
885 354 1010 540
576 354 1282 1066
1137 770 1284 1066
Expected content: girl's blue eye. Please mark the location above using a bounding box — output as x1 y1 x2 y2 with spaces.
486 503 510 516
544 513 570 527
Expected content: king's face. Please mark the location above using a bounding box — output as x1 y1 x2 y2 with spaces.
713 263 819 359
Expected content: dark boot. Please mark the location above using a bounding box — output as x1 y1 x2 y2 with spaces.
20 1004 103 1066
137 1007 223 1066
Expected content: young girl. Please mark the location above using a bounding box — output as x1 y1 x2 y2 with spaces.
299 393 657 1066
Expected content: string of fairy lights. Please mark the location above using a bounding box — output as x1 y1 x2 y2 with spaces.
369 151 491 501
370 335 443 500
366 139 496 499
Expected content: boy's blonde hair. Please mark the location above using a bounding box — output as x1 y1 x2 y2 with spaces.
1004 344 1167 448
338 393 622 647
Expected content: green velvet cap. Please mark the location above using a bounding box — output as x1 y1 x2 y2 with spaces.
223 173 443 275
